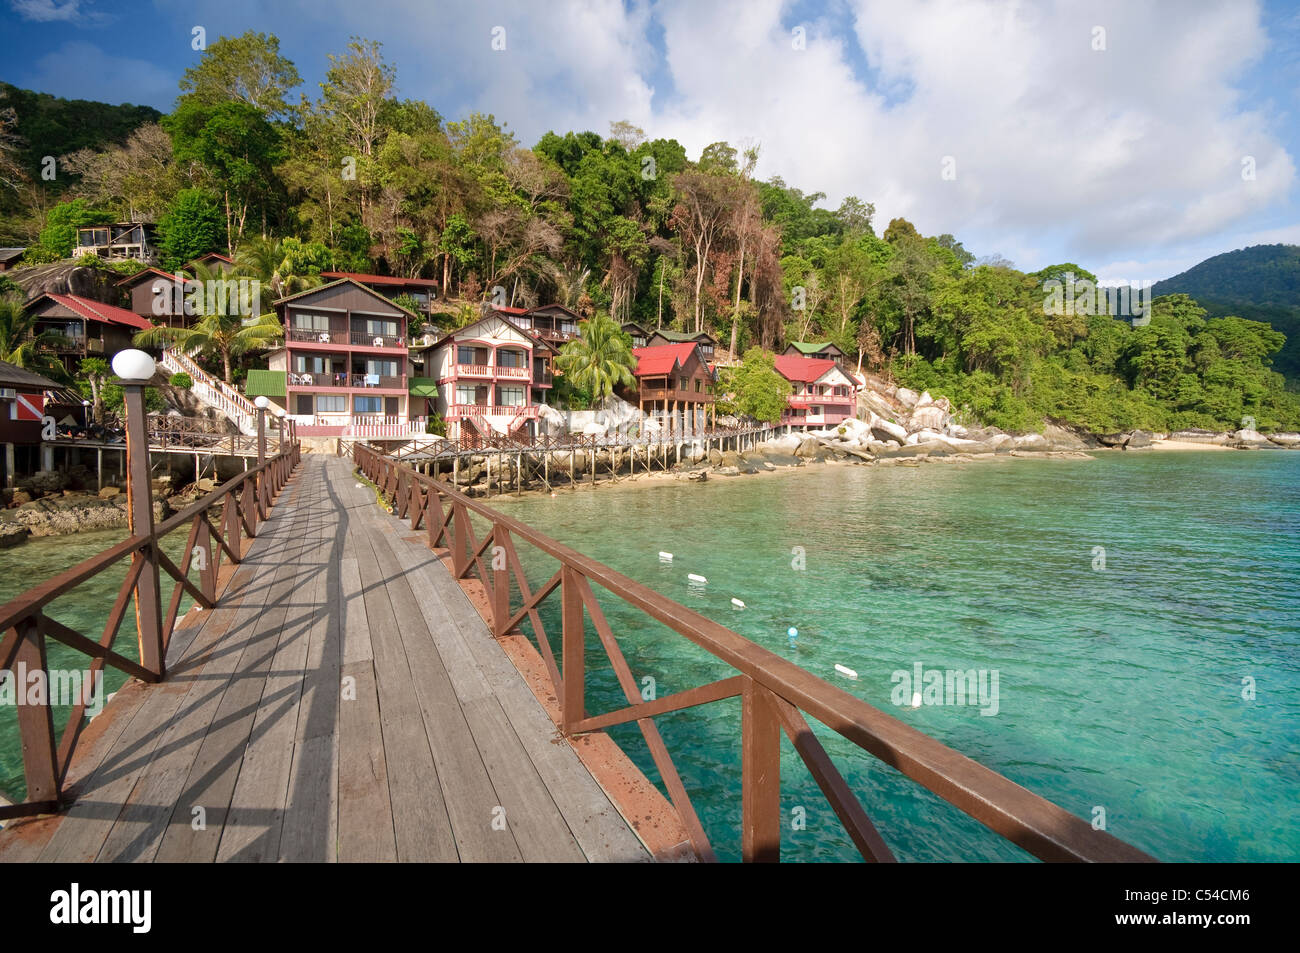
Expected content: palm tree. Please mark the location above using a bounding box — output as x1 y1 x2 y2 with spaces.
0 294 73 383
555 312 636 402
234 238 323 300
133 262 282 383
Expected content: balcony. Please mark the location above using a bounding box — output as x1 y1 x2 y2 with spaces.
788 393 854 407
287 372 406 389
350 331 405 349
533 365 554 387
28 331 87 353
456 363 493 377
448 403 534 418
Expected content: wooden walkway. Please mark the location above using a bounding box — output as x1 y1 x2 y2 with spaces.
0 456 650 862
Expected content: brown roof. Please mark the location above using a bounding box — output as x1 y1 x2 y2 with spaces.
0 359 60 391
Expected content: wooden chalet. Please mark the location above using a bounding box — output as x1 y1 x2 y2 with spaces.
783 341 847 362
74 223 158 263
23 294 152 376
645 327 716 362
629 341 716 434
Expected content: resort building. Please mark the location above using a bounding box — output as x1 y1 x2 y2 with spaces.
265 277 421 438
0 360 61 486
621 321 651 349
412 311 557 442
186 252 234 271
116 268 198 327
320 271 440 322
22 293 152 376
511 303 583 348
628 341 717 434
774 354 857 428
783 341 847 363
0 248 25 272
74 222 158 263
645 328 716 362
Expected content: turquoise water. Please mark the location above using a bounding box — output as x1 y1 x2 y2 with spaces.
493 451 1300 862
0 528 196 801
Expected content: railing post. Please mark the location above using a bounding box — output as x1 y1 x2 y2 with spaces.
561 566 584 732
741 676 782 862
195 515 217 602
451 503 472 578
121 375 164 678
13 617 59 805
492 524 509 637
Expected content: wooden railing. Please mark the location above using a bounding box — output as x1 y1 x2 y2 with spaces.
355 442 1156 863
0 441 301 819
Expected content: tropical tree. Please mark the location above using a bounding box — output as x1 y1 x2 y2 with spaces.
234 236 325 299
720 347 790 423
132 263 282 383
77 356 110 424
555 313 636 403
0 295 73 382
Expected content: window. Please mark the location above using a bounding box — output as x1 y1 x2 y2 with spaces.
354 395 383 415
497 386 525 407
632 336 646 348
679 376 688 391
294 355 340 374
364 319 398 338
497 350 525 368
316 394 345 413
694 379 702 393
457 345 480 365
455 385 478 406
363 359 398 377
293 312 330 331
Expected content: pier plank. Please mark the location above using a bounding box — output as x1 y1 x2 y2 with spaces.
0 456 652 865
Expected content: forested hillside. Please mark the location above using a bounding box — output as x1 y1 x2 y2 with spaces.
0 32 1296 432
1152 244 1300 383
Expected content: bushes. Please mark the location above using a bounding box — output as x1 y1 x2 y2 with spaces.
169 372 193 389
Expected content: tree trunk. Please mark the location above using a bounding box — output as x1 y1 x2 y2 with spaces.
223 348 233 385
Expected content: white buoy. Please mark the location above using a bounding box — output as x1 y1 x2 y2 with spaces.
911 691 922 708
688 573 707 583
659 551 673 561
731 598 745 608
835 664 858 679
787 626 798 639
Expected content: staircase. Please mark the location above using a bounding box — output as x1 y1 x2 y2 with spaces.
160 348 259 435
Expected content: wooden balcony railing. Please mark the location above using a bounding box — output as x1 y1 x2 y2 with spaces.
349 331 405 349
0 442 301 820
354 441 1157 864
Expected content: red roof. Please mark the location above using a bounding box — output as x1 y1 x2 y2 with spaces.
633 342 697 377
115 267 195 287
320 271 438 288
774 354 838 384
43 294 152 330
489 305 528 315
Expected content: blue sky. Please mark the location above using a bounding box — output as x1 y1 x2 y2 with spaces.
2 0 1298 281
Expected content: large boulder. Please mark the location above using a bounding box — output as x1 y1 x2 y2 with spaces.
1267 432 1300 448
870 418 908 444
1012 433 1049 451
895 387 920 409
907 404 948 434
1126 429 1155 449
1041 423 1090 450
1232 428 1276 448
794 437 822 459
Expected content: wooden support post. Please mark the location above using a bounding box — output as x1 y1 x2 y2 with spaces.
492 525 509 636
14 618 59 805
561 566 584 732
742 676 782 862
196 514 217 602
122 381 164 678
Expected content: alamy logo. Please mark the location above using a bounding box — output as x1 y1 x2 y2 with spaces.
152 276 261 319
50 883 151 933
1042 276 1152 326
0 664 103 717
890 662 1000 716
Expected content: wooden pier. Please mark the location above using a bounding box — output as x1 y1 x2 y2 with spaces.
0 457 657 862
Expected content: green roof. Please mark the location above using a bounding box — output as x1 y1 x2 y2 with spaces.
409 377 439 398
245 369 286 398
790 341 834 354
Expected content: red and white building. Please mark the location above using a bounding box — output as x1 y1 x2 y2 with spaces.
268 277 422 438
775 355 857 428
413 310 556 441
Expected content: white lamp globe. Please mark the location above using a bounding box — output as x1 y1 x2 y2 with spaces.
254 395 270 409
111 349 156 383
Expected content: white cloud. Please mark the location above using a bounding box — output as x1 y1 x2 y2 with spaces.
10 0 81 21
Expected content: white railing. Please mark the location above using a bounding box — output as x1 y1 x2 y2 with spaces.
288 414 428 438
160 348 258 434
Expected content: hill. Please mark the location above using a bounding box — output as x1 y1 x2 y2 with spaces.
1153 244 1300 383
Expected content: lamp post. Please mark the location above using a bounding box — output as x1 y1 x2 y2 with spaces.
254 395 268 468
111 348 164 676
